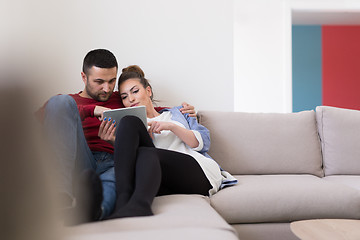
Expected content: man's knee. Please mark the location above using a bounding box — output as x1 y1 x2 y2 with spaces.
46 95 77 113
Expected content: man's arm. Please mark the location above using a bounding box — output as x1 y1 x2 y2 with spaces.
93 105 111 120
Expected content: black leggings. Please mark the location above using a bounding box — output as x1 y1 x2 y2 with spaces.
108 116 211 219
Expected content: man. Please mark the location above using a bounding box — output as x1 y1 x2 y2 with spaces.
41 49 195 223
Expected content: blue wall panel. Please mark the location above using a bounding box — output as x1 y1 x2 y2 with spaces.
292 25 322 112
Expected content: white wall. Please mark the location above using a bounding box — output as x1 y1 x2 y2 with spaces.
2 0 360 113
234 0 289 113
1 0 233 111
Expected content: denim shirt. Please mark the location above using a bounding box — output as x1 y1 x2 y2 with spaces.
159 106 211 157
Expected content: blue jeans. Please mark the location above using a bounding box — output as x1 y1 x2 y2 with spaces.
44 95 115 218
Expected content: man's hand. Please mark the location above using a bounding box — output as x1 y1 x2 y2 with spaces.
98 118 116 145
94 106 111 120
180 102 196 117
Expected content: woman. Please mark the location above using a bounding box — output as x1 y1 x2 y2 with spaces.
98 66 236 219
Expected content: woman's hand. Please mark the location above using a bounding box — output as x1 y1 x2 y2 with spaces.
148 121 175 134
98 118 116 145
148 121 199 148
180 102 196 117
94 106 111 121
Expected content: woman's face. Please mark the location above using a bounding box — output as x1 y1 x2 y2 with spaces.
119 78 152 108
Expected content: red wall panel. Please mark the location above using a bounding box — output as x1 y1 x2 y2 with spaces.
322 26 360 110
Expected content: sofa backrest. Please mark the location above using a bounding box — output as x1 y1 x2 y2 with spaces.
198 110 324 177
316 106 360 176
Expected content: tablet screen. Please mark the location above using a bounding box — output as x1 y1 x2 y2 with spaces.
103 106 147 127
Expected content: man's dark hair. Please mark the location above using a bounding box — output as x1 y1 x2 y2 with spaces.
82 49 118 75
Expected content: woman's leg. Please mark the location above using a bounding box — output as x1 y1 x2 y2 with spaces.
109 116 211 219
108 147 161 219
108 116 160 218
156 149 212 196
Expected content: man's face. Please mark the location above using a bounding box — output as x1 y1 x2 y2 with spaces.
81 66 117 102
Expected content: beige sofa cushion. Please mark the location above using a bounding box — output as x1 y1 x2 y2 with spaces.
323 175 360 190
316 106 360 175
198 111 323 176
64 228 238 240
64 195 237 240
210 175 360 224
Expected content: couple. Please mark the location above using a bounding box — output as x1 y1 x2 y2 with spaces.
42 49 236 224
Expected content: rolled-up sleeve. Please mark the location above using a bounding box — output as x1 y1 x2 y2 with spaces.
191 130 204 151
186 115 210 153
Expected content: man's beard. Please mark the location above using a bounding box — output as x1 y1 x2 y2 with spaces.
85 86 112 102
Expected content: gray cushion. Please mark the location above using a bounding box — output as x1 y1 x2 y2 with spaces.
316 106 360 175
210 175 360 224
198 111 323 176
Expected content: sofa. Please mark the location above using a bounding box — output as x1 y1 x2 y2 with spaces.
64 106 360 240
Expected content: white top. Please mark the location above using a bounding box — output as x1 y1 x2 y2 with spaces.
148 111 224 195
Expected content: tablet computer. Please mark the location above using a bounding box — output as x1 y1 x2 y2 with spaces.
103 106 147 127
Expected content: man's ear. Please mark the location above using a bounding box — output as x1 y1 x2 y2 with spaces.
81 72 87 84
